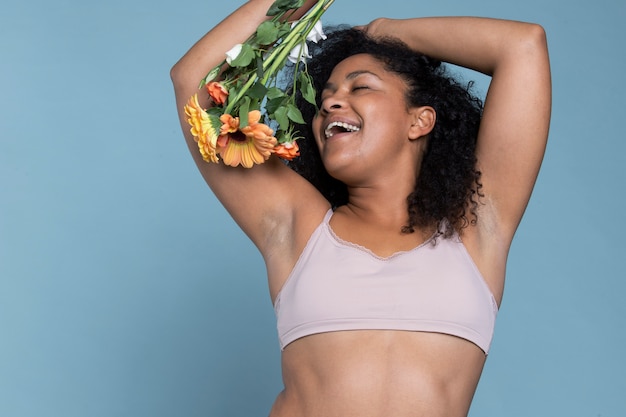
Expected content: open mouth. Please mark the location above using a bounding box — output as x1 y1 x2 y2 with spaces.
324 121 361 139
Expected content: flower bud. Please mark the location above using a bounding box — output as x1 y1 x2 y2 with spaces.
225 43 243 65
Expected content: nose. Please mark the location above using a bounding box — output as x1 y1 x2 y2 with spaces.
320 91 346 114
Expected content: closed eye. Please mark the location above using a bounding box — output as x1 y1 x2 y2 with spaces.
352 85 370 91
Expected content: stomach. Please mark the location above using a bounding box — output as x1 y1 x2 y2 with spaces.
269 330 487 417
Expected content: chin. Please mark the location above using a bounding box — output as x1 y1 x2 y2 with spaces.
322 160 364 187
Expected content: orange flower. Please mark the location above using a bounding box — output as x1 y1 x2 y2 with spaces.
184 94 220 163
217 110 277 168
206 81 229 105
219 113 240 136
273 140 300 161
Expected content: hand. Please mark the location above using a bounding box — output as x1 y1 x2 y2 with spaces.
354 18 395 39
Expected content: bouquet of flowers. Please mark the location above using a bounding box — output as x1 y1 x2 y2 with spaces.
184 0 334 168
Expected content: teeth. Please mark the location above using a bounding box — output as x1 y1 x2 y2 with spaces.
324 121 360 138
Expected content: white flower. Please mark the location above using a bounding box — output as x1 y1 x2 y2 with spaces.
291 20 327 44
306 21 326 43
225 43 243 65
288 42 311 64
287 19 326 63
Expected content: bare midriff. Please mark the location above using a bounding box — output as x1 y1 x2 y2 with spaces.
268 330 486 417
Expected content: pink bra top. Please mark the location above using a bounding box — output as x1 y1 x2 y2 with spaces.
274 210 498 354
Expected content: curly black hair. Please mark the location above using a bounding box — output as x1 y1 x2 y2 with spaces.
286 27 483 237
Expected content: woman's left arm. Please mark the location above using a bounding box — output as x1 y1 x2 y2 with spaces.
363 17 551 240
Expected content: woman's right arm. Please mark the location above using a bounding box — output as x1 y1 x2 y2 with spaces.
170 0 328 255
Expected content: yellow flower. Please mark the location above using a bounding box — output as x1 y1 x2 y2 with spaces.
184 94 219 163
217 110 277 168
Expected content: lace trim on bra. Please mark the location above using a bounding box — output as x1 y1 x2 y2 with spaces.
323 209 439 261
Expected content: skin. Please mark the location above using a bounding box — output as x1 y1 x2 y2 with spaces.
313 55 434 190
171 1 551 416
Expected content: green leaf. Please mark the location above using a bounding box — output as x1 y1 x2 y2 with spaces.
286 103 305 124
256 56 264 79
207 107 224 119
276 21 292 38
274 106 290 131
299 72 317 106
247 81 268 100
239 97 251 127
229 43 256 67
265 96 287 114
228 86 239 102
266 0 305 16
266 87 286 100
255 21 280 45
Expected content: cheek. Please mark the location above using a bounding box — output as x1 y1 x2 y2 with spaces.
311 115 323 146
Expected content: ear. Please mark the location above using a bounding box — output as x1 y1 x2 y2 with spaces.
408 106 436 140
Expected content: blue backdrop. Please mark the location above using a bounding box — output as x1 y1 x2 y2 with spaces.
1 0 624 416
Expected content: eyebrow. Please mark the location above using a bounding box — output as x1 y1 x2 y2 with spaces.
323 70 382 91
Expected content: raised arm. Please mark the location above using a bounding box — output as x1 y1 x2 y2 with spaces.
171 0 327 254
362 17 552 241
172 0 317 111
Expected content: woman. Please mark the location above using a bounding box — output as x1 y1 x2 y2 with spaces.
171 1 551 416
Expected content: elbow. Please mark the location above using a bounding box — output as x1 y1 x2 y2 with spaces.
170 60 186 89
522 23 549 55
170 52 201 90
501 22 549 69
170 59 200 102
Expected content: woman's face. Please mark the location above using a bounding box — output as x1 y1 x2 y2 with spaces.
312 54 422 184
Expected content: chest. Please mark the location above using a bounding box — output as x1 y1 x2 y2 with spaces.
274 222 498 353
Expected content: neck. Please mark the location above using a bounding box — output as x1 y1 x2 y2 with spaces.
334 136 426 230
341 172 416 231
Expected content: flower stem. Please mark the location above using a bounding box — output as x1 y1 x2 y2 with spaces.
224 0 332 116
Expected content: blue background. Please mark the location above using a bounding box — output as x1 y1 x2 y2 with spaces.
1 0 624 416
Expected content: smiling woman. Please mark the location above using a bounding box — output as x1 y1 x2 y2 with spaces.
170 0 551 416
310 54 435 192
290 30 484 236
